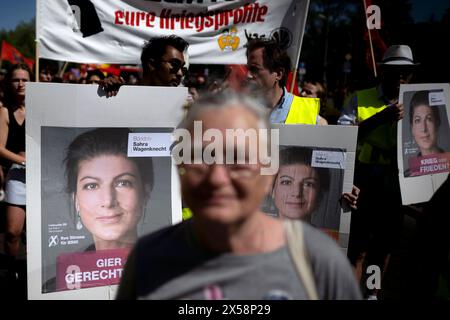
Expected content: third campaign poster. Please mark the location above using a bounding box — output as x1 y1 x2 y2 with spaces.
398 83 450 205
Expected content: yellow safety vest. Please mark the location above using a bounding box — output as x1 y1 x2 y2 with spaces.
285 96 320 125
356 87 396 165
182 207 193 220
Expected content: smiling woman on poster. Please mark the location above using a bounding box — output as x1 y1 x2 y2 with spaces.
272 147 330 222
409 90 444 157
270 147 344 240
65 128 154 251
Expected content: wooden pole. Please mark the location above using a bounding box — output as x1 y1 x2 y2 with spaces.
290 68 298 94
364 0 377 78
290 0 311 94
59 61 69 78
35 40 40 82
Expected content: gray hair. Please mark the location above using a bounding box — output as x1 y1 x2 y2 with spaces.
173 90 279 174
177 90 271 131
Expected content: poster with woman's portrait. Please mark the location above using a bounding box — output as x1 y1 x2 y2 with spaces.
40 127 173 294
27 83 187 299
402 89 450 177
263 124 358 250
398 84 450 205
262 146 345 241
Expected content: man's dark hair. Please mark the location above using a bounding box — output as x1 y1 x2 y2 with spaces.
87 69 105 82
141 35 189 76
246 38 291 88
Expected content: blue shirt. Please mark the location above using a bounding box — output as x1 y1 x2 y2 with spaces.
269 88 294 124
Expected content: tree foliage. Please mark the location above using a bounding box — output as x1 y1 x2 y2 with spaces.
0 18 36 60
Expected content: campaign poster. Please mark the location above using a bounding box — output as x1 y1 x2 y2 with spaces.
262 124 358 251
40 127 172 294
398 83 450 205
26 83 186 299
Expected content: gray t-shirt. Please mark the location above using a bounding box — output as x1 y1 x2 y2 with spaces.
116 220 361 300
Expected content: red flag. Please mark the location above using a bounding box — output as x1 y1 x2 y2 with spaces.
1 40 34 70
88 63 121 76
225 64 248 91
286 71 300 95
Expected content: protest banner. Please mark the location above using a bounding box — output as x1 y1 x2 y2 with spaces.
398 83 450 205
26 83 186 299
36 0 309 65
264 124 358 252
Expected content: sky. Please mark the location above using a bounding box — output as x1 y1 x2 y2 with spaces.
0 0 449 31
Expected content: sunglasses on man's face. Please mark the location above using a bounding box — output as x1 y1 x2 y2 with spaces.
382 66 414 78
159 59 188 76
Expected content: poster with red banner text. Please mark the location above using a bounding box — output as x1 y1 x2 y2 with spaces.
56 249 129 291
398 83 450 205
36 0 310 65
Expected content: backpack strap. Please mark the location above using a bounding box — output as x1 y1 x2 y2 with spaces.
283 219 319 300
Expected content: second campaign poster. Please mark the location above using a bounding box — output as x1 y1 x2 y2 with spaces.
264 124 358 250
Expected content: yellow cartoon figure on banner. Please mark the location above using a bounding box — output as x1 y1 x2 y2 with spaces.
218 27 240 51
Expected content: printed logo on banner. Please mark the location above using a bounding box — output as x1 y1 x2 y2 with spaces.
270 27 292 50
244 29 267 42
243 27 292 50
66 0 104 38
218 26 240 51
311 150 346 169
127 133 172 157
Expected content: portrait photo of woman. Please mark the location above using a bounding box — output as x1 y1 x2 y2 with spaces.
263 146 344 240
65 128 153 251
410 91 444 157
402 89 450 177
40 127 173 293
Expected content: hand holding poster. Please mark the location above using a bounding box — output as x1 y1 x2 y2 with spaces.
36 0 310 64
398 83 450 205
26 84 186 299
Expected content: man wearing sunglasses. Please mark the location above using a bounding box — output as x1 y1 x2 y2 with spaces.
100 35 189 96
140 35 189 87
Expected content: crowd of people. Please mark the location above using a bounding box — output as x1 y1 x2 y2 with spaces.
0 34 449 300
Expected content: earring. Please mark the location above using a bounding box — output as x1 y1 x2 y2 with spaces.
178 167 186 175
76 210 83 230
141 205 147 224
